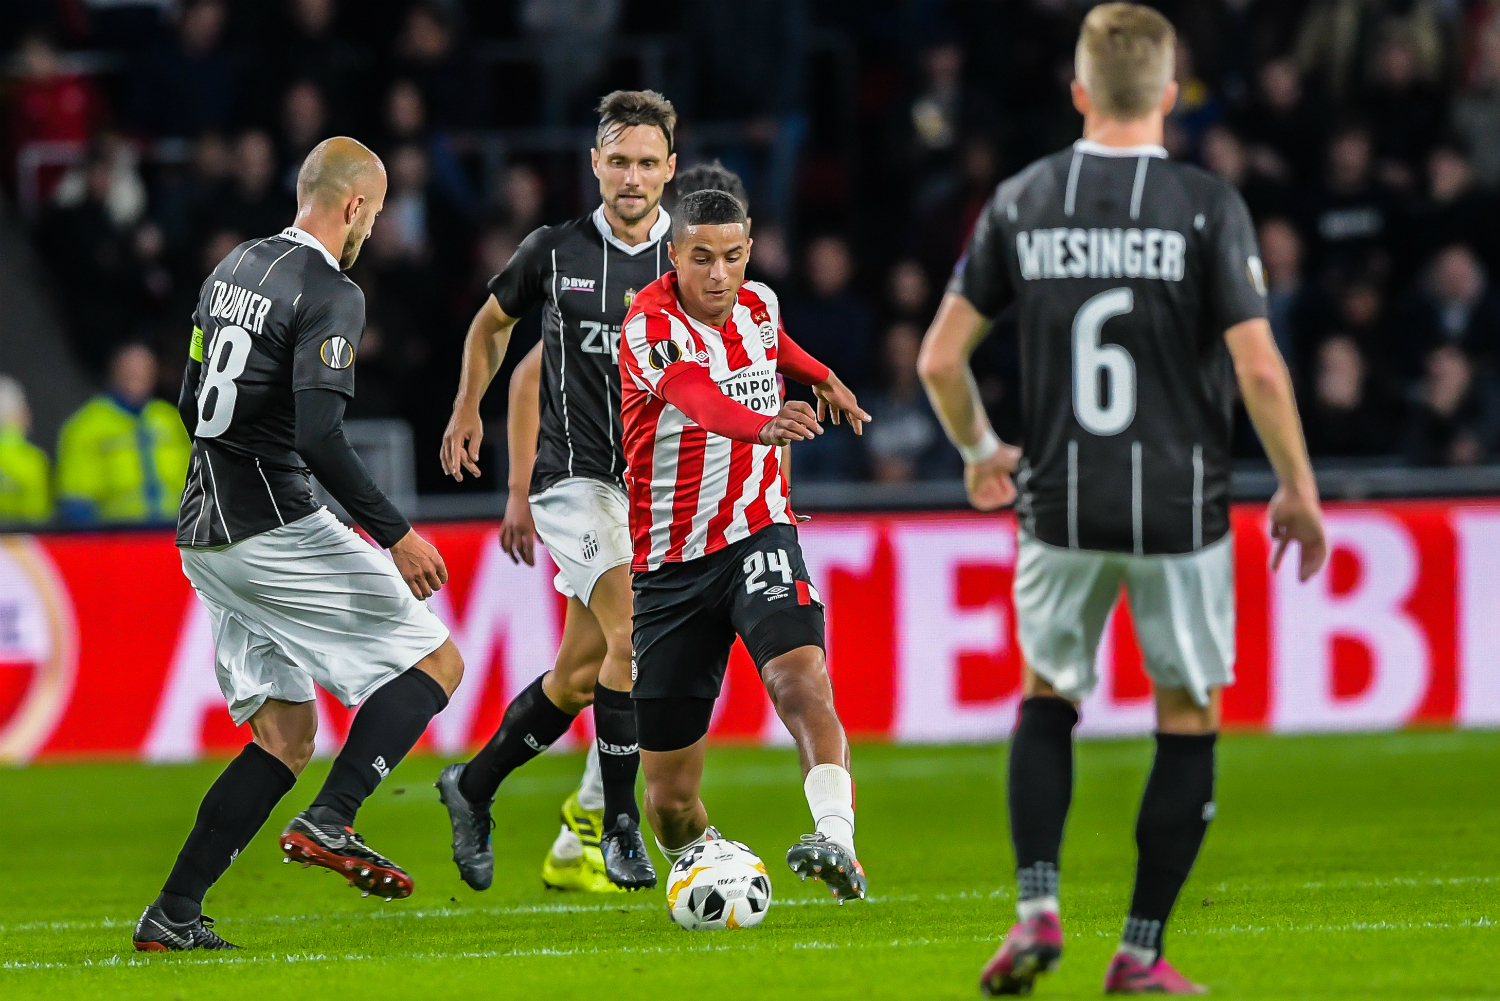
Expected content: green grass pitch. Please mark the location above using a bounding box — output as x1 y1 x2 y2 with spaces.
1 731 1496 1000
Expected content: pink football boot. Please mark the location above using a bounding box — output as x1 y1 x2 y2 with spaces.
1103 950 1207 994
979 911 1063 995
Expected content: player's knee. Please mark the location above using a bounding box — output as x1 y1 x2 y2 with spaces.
601 618 633 663
762 652 833 721
646 775 699 824
261 728 316 776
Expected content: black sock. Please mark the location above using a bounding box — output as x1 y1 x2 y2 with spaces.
592 684 641 828
158 741 297 921
309 668 449 827
1008 696 1078 902
1125 732 1217 959
458 674 575 804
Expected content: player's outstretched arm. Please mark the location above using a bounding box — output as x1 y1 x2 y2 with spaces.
1225 317 1327 582
442 296 522 482
918 293 1022 511
500 341 542 566
777 329 870 434
657 363 820 446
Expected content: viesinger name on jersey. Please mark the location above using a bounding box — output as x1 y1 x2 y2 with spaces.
951 140 1268 555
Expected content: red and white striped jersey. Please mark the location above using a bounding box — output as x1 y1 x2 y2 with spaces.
620 272 793 571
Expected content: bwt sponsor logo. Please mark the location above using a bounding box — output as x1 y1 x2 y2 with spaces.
561 277 597 292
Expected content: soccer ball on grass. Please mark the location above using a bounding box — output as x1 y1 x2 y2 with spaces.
666 838 772 930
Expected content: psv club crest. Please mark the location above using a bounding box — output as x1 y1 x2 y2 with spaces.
0 538 79 763
750 305 775 348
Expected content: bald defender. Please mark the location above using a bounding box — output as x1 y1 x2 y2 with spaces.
135 137 465 952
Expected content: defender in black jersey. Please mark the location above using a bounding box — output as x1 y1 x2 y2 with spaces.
918 5 1327 995
136 139 465 952
435 91 677 894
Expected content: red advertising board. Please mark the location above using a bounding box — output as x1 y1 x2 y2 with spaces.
2 500 1497 763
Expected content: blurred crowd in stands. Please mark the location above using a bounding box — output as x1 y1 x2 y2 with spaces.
4 0 1500 526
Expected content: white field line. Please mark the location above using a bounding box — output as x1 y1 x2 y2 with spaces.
6 873 1496 937
2 934 994 972
6 917 1498 973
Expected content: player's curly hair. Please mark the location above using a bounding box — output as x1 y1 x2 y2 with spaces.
596 90 677 155
674 160 748 212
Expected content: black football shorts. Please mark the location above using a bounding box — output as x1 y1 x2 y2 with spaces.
631 523 825 723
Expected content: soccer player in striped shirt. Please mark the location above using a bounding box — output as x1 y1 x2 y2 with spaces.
618 189 873 902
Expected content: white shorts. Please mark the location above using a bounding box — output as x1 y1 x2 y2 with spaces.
180 508 451 725
1013 530 1235 708
528 477 631 606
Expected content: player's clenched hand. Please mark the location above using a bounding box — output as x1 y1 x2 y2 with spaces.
500 492 536 566
441 408 484 482
965 443 1022 512
759 402 823 446
813 373 872 435
391 528 449 600
1268 484 1326 582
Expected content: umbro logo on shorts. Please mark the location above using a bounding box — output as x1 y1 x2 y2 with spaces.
581 530 599 562
764 585 789 600
524 734 550 753
372 755 390 780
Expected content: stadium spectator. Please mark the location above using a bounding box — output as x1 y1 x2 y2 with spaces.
269 0 370 137
1230 58 1322 185
379 78 478 220
1201 124 1287 221
521 0 623 126
911 134 1001 289
1404 245 1500 370
1165 38 1220 160
35 145 139 371
1361 26 1444 190
278 80 329 195
864 322 957 482
1404 344 1500 467
0 375 52 524
1258 217 1324 378
1453 26 1500 190
886 259 933 326
7 32 106 203
392 4 481 129
200 131 294 242
783 235 874 393
50 129 146 230
1303 335 1403 458
129 0 242 138
55 343 190 525
1298 124 1394 281
746 222 791 285
1401 145 1499 280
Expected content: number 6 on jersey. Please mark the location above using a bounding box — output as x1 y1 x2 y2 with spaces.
1072 287 1136 436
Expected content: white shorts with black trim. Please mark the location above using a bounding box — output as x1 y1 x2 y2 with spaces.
528 477 632 606
180 507 450 725
1012 529 1235 708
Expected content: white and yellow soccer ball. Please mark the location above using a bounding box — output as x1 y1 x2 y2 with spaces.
666 838 772 930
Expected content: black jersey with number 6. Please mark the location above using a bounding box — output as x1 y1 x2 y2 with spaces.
950 140 1268 555
176 227 365 547
488 206 672 496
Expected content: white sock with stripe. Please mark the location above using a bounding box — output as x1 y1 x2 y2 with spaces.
804 763 856 857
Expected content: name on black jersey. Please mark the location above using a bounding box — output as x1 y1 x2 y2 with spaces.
207 279 275 334
1017 227 1186 283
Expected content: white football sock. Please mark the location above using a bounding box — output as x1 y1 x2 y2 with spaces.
1117 941 1157 966
576 740 605 812
656 827 711 864
1017 896 1059 921
803 763 856 856
549 824 582 861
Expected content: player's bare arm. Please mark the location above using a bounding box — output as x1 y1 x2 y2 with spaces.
917 292 1023 511
1225 317 1327 581
498 340 542 565
442 296 521 482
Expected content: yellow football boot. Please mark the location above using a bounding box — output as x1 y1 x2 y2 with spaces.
540 792 622 893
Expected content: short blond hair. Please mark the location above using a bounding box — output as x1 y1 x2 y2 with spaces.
1075 3 1176 120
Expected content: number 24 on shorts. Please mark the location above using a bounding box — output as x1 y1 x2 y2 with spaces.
743 549 794 594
